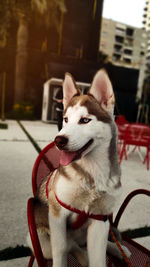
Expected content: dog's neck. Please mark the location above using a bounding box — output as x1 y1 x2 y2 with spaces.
72 145 111 192
78 141 120 192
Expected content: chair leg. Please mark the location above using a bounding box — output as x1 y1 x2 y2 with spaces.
124 145 128 160
147 148 149 170
119 143 126 164
143 147 150 170
28 254 35 267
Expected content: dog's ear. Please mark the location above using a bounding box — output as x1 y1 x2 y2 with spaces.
88 69 115 114
63 73 81 109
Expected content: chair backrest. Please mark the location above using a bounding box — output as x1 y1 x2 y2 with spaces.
32 142 60 195
116 115 127 125
125 123 150 141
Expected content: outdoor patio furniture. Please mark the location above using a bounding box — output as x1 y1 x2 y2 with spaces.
119 123 150 170
27 141 150 267
115 115 130 156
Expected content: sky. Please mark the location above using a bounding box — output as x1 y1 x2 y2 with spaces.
102 0 145 28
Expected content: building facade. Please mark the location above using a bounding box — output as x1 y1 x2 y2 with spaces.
143 0 150 80
99 18 147 99
100 18 146 69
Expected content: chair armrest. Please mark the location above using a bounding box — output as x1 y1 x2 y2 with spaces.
27 198 47 267
113 189 150 228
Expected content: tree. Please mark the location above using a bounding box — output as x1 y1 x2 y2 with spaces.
0 0 66 104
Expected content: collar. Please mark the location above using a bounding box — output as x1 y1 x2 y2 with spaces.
46 171 112 230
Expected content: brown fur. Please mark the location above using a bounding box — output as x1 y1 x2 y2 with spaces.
49 191 61 218
34 198 49 230
71 162 94 188
58 165 71 180
64 94 112 124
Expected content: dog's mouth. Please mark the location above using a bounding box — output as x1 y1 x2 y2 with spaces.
59 139 93 166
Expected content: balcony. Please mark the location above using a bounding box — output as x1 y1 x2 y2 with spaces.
115 30 125 37
124 38 133 47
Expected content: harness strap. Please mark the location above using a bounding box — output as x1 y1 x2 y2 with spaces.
55 193 109 222
46 171 111 230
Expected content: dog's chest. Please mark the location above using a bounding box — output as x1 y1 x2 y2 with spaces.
55 163 116 215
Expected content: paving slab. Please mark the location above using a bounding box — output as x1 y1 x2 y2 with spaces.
21 121 58 143
0 120 27 141
134 236 150 251
116 150 150 232
0 141 37 250
0 257 30 267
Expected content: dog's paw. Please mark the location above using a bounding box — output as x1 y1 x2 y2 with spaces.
107 241 131 259
72 248 88 267
78 250 88 267
121 245 131 259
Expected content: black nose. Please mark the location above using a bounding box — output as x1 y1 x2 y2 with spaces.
54 135 68 150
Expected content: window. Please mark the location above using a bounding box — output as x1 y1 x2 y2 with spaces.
123 57 131 64
126 28 134 37
124 49 132 55
112 53 121 61
114 44 122 53
140 51 145 56
115 35 124 43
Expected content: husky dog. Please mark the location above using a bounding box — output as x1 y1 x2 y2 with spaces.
27 69 130 267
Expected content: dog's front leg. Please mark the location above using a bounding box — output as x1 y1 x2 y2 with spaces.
87 220 109 267
49 209 68 267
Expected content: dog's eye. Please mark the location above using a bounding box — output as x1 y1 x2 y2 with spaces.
79 118 91 124
64 117 68 123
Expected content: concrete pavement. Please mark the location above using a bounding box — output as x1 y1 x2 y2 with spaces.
0 120 149 266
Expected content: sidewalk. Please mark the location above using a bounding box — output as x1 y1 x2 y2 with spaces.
0 120 149 266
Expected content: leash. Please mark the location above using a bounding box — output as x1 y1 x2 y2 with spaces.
109 227 133 267
46 171 132 266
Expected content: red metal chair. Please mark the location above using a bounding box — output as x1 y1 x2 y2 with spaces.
119 123 150 169
115 115 129 156
27 142 150 267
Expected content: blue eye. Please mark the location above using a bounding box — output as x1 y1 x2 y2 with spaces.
79 118 91 124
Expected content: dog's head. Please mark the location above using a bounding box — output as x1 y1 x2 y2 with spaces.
55 69 116 166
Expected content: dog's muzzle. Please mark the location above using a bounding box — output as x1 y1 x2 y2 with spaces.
54 136 93 166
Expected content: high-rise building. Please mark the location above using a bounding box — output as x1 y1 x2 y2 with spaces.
99 18 147 100
100 18 146 69
143 0 150 31
143 0 150 80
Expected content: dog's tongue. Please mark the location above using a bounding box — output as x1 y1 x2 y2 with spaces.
60 150 77 166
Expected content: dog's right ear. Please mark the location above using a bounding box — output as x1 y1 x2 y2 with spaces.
88 69 115 114
63 73 81 109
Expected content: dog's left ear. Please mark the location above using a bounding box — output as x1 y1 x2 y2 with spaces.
63 73 81 109
88 69 115 114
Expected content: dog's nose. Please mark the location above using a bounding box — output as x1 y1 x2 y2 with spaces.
54 135 68 150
